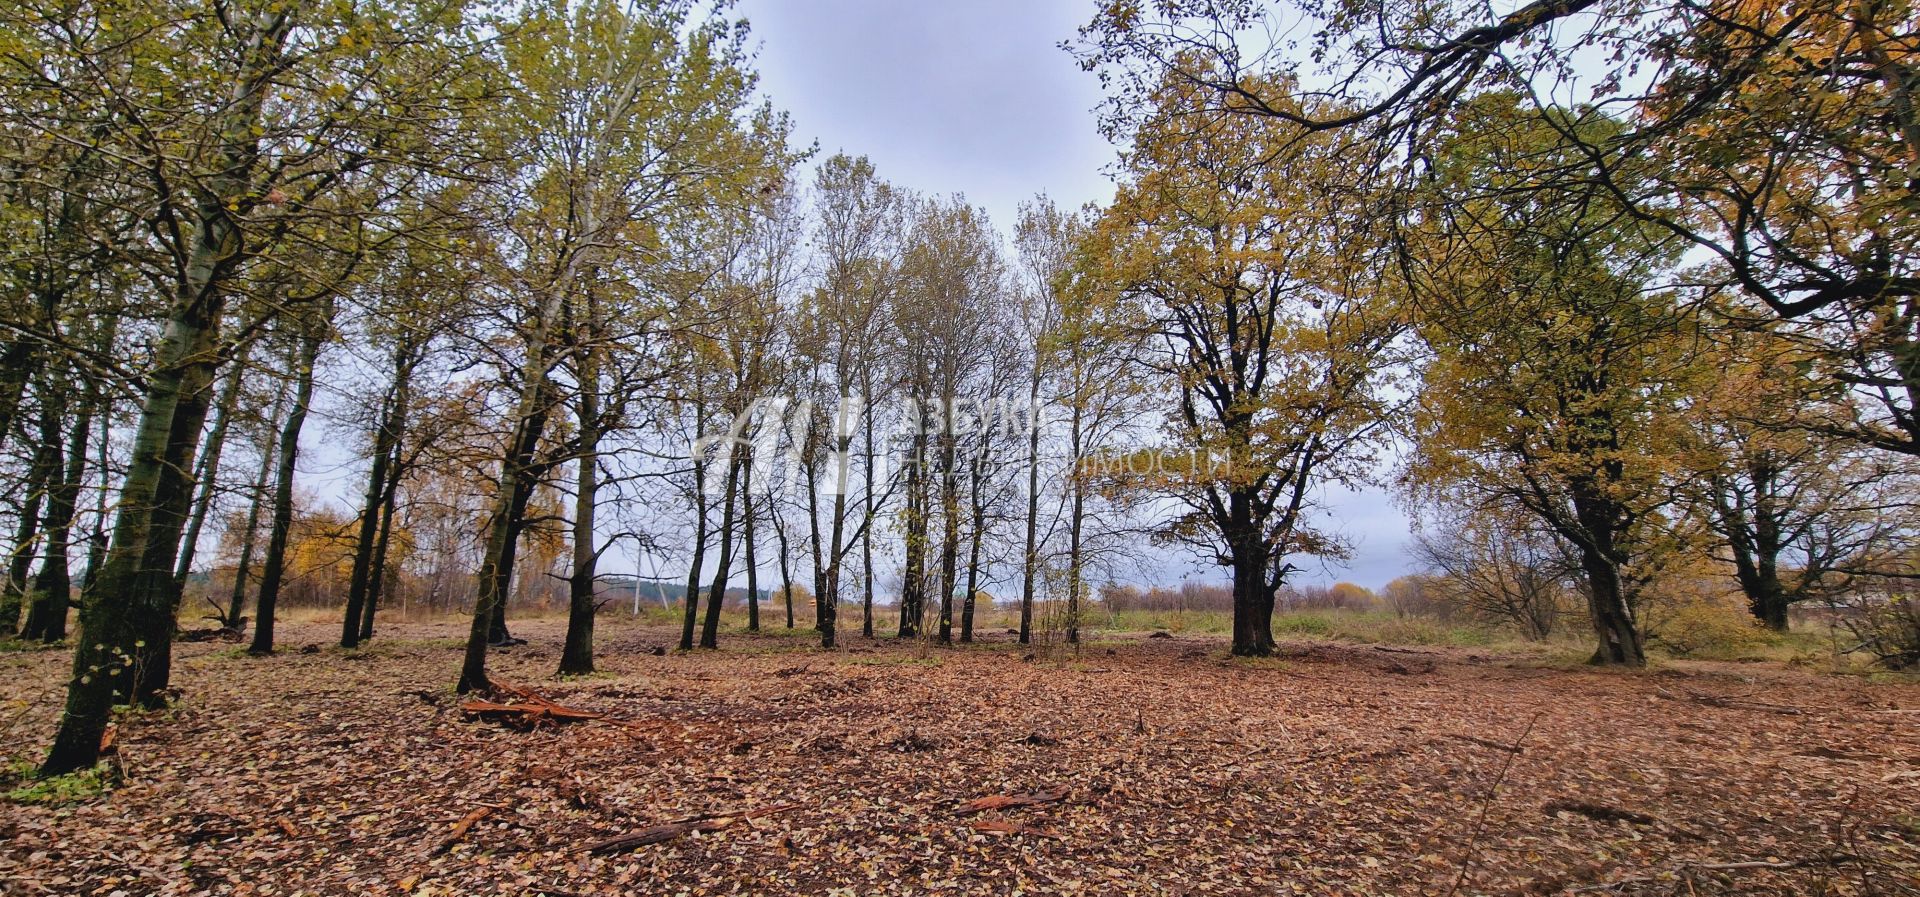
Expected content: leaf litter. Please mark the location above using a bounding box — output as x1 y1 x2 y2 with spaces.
0 619 1916 895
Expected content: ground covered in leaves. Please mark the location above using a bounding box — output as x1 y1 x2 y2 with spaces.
3 619 1917 896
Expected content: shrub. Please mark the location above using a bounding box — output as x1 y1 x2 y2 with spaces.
1845 595 1920 670
1649 599 1772 659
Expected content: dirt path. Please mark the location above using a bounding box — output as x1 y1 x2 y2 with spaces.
3 620 1916 895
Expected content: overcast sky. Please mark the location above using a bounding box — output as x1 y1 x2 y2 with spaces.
730 0 1418 590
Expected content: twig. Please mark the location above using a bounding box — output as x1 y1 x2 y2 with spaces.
585 804 798 853
1443 712 1540 897
428 806 494 856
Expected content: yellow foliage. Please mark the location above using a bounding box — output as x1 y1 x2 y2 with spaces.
1649 598 1771 659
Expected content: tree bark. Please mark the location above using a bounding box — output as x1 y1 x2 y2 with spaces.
742 465 759 632
936 398 962 645
898 404 930 638
1064 394 1091 645
457 251 586 691
960 434 990 643
172 345 251 609
1226 487 1277 657
700 450 743 649
560 350 601 675
860 377 877 639
22 365 93 643
1018 366 1042 645
224 380 288 630
1570 483 1646 666
679 430 711 651
1 393 57 634
770 490 794 629
342 351 409 647
39 174 259 774
247 315 326 656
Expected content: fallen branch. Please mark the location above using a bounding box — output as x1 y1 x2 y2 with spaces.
459 699 606 726
428 806 494 856
460 682 629 730
954 785 1068 816
585 804 798 854
1443 713 1539 897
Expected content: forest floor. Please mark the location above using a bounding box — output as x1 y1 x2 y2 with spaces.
2 619 1917 896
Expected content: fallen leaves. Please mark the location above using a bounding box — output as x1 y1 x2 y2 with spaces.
966 819 1061 838
585 804 799 854
0 618 1915 897
952 786 1068 816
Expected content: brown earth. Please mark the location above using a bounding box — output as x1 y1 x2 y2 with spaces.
2 619 1916 896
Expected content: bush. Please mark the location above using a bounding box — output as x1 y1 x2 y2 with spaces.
1649 599 1772 659
1846 595 1920 670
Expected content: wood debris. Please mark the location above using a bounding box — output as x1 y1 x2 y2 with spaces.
428 806 494 856
585 805 799 854
459 682 623 729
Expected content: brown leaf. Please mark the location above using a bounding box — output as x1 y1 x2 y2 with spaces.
954 785 1068 815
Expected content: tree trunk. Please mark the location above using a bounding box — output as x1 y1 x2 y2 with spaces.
225 379 290 629
1018 365 1042 645
458 273 572 692
805 433 828 634
172 345 251 608
898 407 929 638
0 394 57 634
1064 397 1086 644
700 451 743 649
1572 487 1645 666
362 486 398 638
22 367 93 643
40 166 264 774
936 399 962 645
1229 547 1277 657
342 360 406 647
679 440 711 652
860 381 877 639
743 467 760 632
1717 462 1793 632
770 492 794 629
0 338 33 463
1226 486 1276 657
248 316 326 656
560 355 601 675
960 442 988 643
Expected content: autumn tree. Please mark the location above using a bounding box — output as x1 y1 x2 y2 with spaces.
890 196 1009 643
455 0 788 690
14 0 494 775
795 154 902 648
1093 74 1403 657
1683 327 1917 630
1401 97 1699 666
1078 0 1920 459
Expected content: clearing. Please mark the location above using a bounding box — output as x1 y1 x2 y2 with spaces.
3 620 1917 896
